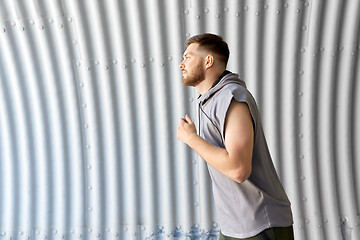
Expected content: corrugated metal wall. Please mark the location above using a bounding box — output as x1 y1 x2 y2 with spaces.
0 0 359 239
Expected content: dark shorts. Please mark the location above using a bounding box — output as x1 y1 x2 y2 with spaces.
219 226 294 240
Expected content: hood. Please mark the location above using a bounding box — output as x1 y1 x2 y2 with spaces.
197 72 247 104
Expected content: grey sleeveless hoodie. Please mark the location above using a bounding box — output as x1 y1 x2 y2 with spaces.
197 72 293 238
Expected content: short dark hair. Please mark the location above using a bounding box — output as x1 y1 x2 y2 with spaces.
186 33 230 66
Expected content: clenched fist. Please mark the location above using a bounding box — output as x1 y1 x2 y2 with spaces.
177 114 197 145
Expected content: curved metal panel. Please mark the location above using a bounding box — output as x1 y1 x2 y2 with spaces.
0 0 359 239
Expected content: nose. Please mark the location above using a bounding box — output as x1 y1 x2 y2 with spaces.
179 60 185 70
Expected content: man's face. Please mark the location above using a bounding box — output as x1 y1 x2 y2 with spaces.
179 43 205 86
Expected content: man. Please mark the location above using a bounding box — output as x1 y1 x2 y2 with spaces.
177 33 294 240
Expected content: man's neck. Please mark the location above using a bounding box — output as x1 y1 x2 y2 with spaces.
195 70 227 95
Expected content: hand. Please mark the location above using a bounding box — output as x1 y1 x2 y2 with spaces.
177 114 197 145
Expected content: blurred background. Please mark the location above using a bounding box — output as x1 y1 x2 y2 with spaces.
0 0 359 239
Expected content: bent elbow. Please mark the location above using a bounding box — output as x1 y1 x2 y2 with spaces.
232 167 252 184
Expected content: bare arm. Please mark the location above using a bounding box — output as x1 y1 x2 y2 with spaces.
177 100 254 183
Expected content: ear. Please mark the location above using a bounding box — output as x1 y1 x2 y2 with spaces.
204 54 215 69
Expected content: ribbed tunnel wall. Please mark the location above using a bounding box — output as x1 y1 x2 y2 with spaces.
0 0 359 239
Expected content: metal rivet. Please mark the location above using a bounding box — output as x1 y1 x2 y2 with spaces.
299 91 303 96
96 233 101 238
20 26 25 31
301 48 305 53
216 14 221 18
106 228 110 232
160 62 165 67
82 103 86 108
236 12 240 17
78 234 82 238
204 8 209 13
168 56 173 61
113 59 117 64
87 67 91 71
84 124 88 129
104 65 109 70
87 165 91 169
299 70 304 75
298 113 303 117
301 176 305 180
277 10 281 15
131 58 136 63
11 21 16 26
79 82 84 88
2 28 6 32
192 159 196 164
88 207 93 211
300 155 304 159
244 6 249 11
59 24 63 29
296 9 301 14
30 20 34 24
73 40 77 45
19 231 23 236
123 227 128 231
324 219 328 223
49 18 54 23
141 63 145 68
264 4 269 9
60 235 64 239
320 47 325 52
196 15 200 19
194 202 199 206
95 60 99 65
339 46 344 51
184 9 189 15
141 226 145 231
76 61 81 67
87 228 92 233
149 57 154 62
189 97 194 102
193 181 197 185
88 185 92 190
299 134 303 138
284 3 288 8
303 197 307 202
133 232 136 236
185 32 190 38
39 25 44 30
256 11 260 16
68 17 73 22
114 233 119 237
302 25 307 31
313 53 317 58
123 65 127 69
299 225 303 229
53 230 57 234
304 1 309 7
305 219 310 224
224 7 229 12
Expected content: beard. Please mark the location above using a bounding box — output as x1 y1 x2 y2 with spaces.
182 65 205 86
